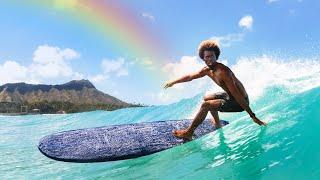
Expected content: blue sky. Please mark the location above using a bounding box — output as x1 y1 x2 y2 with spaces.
0 0 319 105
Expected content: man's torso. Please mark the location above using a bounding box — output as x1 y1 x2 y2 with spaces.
205 63 248 100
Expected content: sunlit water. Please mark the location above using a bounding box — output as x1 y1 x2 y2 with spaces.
1 57 320 179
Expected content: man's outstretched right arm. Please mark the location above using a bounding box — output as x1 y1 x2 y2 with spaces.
164 67 208 89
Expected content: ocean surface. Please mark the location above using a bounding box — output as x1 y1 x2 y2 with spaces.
1 58 320 179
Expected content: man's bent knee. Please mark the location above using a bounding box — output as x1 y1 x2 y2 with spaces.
201 101 219 111
203 94 216 101
201 101 210 110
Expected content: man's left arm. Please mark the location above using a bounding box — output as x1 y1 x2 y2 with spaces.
223 71 267 126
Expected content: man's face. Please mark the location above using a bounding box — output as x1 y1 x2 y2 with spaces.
203 50 217 66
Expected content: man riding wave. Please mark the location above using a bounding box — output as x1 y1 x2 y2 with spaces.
164 40 267 140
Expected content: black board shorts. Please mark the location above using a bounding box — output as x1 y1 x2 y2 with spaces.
213 92 249 112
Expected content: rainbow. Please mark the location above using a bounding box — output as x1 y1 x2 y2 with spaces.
14 0 171 79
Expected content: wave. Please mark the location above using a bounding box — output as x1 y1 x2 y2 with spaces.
1 55 320 179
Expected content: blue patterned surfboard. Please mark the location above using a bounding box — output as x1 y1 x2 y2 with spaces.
38 119 228 163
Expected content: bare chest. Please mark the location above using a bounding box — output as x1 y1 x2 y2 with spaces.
207 70 224 87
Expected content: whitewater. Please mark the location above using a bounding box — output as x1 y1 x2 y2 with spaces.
1 56 320 179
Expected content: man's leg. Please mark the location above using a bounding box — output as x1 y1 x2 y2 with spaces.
204 93 223 129
210 109 221 129
173 99 222 140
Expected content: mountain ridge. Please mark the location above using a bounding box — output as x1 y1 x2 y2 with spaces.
0 80 133 113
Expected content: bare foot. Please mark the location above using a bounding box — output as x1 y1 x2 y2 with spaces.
252 117 267 126
173 129 193 140
210 120 221 129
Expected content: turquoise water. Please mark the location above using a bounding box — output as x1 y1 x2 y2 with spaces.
1 84 320 179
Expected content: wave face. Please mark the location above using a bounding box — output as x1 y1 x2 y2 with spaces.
1 56 320 179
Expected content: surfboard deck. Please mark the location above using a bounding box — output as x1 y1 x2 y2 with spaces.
38 119 228 163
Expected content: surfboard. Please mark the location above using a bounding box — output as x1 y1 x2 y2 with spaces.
38 119 228 163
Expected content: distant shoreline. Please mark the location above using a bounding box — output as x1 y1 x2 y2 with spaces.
0 110 67 116
0 112 40 116
0 101 145 116
0 103 146 116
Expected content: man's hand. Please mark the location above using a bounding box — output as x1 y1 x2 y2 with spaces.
252 116 267 126
164 81 174 89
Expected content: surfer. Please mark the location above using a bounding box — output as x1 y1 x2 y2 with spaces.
164 39 267 140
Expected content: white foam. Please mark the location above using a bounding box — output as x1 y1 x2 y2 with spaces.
189 55 320 119
208 55 320 101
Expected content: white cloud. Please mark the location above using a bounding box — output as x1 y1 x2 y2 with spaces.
210 15 252 47
60 48 80 59
88 74 108 84
141 59 153 65
101 58 128 77
30 45 80 79
131 57 155 70
72 72 84 80
142 13 155 22
0 45 82 85
239 15 253 30
88 57 130 84
133 57 153 66
29 61 73 78
0 61 29 84
163 56 203 79
116 68 128 76
33 45 79 64
211 33 244 47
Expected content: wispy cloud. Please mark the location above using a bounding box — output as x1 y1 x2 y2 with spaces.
101 58 128 77
142 12 155 22
267 0 280 4
239 15 253 30
89 58 129 84
131 57 155 70
211 33 244 47
210 15 253 47
88 74 108 84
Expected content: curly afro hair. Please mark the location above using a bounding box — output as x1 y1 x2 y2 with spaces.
198 40 220 60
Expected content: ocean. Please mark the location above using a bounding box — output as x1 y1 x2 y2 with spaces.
1 57 320 179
